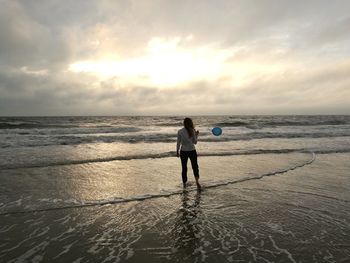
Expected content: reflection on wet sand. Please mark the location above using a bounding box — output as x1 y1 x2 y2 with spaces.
172 189 203 260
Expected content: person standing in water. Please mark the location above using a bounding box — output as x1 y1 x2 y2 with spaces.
176 118 201 189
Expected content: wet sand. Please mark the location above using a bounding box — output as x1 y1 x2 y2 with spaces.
1 153 349 262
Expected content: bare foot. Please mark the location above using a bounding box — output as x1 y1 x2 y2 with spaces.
195 180 201 189
183 182 187 188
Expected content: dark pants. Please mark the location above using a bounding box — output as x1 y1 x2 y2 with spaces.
180 150 199 184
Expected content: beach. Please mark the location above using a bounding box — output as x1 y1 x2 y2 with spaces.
0 116 350 262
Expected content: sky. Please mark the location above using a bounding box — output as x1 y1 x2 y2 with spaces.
0 0 350 116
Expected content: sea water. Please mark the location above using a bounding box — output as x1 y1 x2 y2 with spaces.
0 116 349 262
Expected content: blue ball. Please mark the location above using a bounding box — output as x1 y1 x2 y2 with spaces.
212 127 222 136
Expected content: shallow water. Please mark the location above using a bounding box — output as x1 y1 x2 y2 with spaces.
0 154 349 262
0 116 350 262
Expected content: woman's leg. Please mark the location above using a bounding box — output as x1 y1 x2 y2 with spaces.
180 151 189 185
189 150 200 188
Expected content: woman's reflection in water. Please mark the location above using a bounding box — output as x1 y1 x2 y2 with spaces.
172 189 203 260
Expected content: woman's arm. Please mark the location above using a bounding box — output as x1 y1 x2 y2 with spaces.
176 130 181 157
193 129 199 144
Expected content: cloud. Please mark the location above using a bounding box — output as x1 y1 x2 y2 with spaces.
0 0 350 115
2 57 349 116
0 1 71 69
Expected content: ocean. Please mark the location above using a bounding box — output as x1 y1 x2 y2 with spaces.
0 115 349 262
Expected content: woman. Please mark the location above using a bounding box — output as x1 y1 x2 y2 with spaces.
176 117 201 189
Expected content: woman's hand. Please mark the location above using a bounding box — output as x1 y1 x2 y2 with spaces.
176 151 180 158
196 130 199 136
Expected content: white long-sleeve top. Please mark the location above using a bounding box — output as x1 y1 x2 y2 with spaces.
176 127 198 152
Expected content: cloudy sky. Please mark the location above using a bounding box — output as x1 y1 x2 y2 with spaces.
1 0 349 116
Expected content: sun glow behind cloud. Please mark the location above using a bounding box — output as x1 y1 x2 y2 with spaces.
69 37 229 87
68 36 285 88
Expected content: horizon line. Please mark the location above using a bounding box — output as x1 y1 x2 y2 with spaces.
1 114 350 118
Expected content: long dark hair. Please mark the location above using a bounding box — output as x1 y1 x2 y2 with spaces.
184 117 195 138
